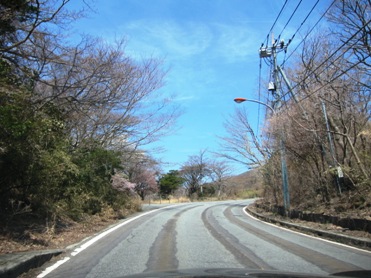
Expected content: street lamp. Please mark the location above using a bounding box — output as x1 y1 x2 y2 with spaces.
234 98 275 114
234 97 290 212
234 97 247 104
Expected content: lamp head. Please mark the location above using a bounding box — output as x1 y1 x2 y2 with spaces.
234 98 247 104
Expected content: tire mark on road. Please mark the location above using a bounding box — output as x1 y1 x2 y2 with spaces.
145 205 202 272
201 206 272 270
224 206 364 273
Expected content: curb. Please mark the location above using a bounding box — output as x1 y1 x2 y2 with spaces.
0 249 63 278
245 205 371 250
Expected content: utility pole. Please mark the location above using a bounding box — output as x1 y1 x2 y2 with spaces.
260 34 345 204
259 34 290 212
321 101 342 194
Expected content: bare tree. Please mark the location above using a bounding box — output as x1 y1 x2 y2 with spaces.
291 30 371 182
1 0 181 152
29 36 180 151
208 160 231 197
0 0 83 80
218 106 271 169
180 150 211 197
273 25 371 208
326 0 371 69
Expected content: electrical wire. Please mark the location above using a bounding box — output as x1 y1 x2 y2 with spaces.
283 0 320 47
260 0 357 117
294 18 369 92
276 16 369 110
263 56 272 67
286 31 371 109
282 0 336 66
262 0 289 47
274 0 338 101
260 1 332 107
279 34 366 107
277 0 303 41
257 58 262 135
297 55 368 104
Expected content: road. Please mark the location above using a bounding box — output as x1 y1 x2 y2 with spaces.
38 200 371 277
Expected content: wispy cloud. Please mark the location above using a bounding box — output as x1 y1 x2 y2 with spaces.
213 22 259 63
120 18 261 111
123 19 213 58
172 95 196 102
121 19 259 63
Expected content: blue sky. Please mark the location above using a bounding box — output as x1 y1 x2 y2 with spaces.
68 0 330 174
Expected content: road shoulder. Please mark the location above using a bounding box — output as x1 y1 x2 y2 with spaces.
245 204 371 251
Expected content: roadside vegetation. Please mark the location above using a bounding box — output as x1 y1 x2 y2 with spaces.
0 1 254 254
156 164 261 203
0 0 181 251
219 0 371 218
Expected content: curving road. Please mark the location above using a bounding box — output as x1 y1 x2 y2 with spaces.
38 200 371 277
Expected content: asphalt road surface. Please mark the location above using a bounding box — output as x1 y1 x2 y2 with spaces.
37 200 371 277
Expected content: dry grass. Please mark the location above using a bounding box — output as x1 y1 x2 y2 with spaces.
142 197 190 205
0 202 142 255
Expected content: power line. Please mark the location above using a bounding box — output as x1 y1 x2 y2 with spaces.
284 33 360 93
262 0 289 47
257 58 262 135
277 0 303 41
279 32 366 104
288 0 320 40
260 1 325 93
297 55 368 104
259 0 366 118
282 0 336 66
285 18 370 98
270 11 371 116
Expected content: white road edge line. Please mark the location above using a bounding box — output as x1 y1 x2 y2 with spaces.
70 207 169 256
37 205 174 277
242 206 371 254
37 256 70 278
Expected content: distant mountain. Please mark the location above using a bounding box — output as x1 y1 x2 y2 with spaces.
227 168 263 190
